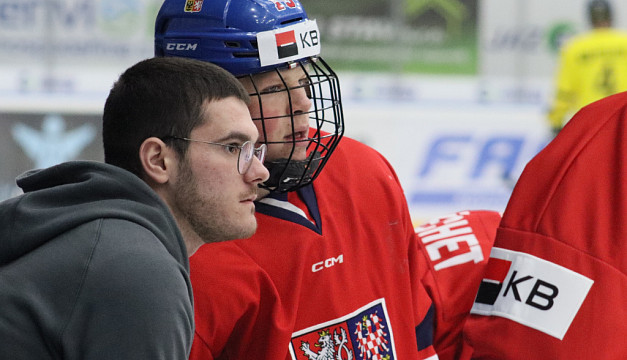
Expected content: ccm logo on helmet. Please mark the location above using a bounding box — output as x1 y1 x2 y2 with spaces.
471 248 593 339
165 41 198 52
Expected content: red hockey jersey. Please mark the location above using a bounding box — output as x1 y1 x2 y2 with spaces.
189 136 438 360
415 210 501 360
464 92 627 359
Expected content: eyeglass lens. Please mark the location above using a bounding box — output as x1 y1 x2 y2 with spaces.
238 142 266 174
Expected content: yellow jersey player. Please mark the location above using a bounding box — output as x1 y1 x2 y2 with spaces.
548 0 627 135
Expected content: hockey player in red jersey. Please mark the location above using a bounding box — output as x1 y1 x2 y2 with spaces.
155 0 439 359
463 91 627 359
415 210 501 360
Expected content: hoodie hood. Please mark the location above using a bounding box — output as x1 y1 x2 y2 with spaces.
502 91 627 272
0 161 188 267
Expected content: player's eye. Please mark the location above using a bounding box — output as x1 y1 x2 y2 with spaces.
261 84 284 94
224 144 240 155
298 77 311 87
298 78 312 98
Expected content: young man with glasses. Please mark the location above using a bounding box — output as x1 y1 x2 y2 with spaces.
155 1 441 359
0 56 268 359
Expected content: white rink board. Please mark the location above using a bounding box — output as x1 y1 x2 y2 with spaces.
342 100 549 223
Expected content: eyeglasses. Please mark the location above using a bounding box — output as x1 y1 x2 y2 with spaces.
166 136 266 174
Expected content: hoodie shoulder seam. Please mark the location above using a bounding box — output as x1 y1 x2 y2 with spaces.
57 218 104 347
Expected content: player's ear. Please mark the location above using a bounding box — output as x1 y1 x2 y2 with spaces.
139 137 176 185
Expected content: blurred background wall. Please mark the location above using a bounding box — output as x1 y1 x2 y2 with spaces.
1 0 625 222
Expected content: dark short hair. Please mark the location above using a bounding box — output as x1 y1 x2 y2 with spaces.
103 56 249 177
588 0 612 26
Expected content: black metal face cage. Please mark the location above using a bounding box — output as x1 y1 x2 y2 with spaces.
243 56 344 193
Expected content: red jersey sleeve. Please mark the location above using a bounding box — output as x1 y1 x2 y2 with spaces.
464 92 627 359
415 210 501 360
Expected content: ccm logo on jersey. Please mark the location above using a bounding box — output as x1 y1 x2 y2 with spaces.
471 247 593 339
312 254 343 272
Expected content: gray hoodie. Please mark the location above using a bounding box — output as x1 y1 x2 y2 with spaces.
0 161 193 359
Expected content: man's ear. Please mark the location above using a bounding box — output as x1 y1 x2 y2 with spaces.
139 137 176 185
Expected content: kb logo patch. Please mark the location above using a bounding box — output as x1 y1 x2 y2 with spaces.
471 248 593 339
257 20 321 67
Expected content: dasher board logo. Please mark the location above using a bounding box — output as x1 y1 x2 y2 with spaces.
471 247 594 340
289 298 397 360
257 19 320 67
184 0 203 12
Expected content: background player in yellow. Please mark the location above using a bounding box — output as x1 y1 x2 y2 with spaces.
548 0 627 135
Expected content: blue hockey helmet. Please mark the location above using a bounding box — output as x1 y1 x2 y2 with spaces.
156 0 311 76
155 0 344 193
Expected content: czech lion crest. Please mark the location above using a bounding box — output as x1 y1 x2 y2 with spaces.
290 299 396 360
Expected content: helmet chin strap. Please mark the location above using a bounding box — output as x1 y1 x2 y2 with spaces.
262 152 323 193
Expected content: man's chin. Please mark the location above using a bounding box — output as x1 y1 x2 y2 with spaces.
239 222 258 240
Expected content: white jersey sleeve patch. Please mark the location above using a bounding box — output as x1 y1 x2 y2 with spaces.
471 247 593 340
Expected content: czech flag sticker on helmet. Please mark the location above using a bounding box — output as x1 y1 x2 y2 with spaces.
184 0 203 13
257 19 321 67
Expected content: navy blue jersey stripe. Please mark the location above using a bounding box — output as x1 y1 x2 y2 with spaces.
415 303 435 351
255 184 322 234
